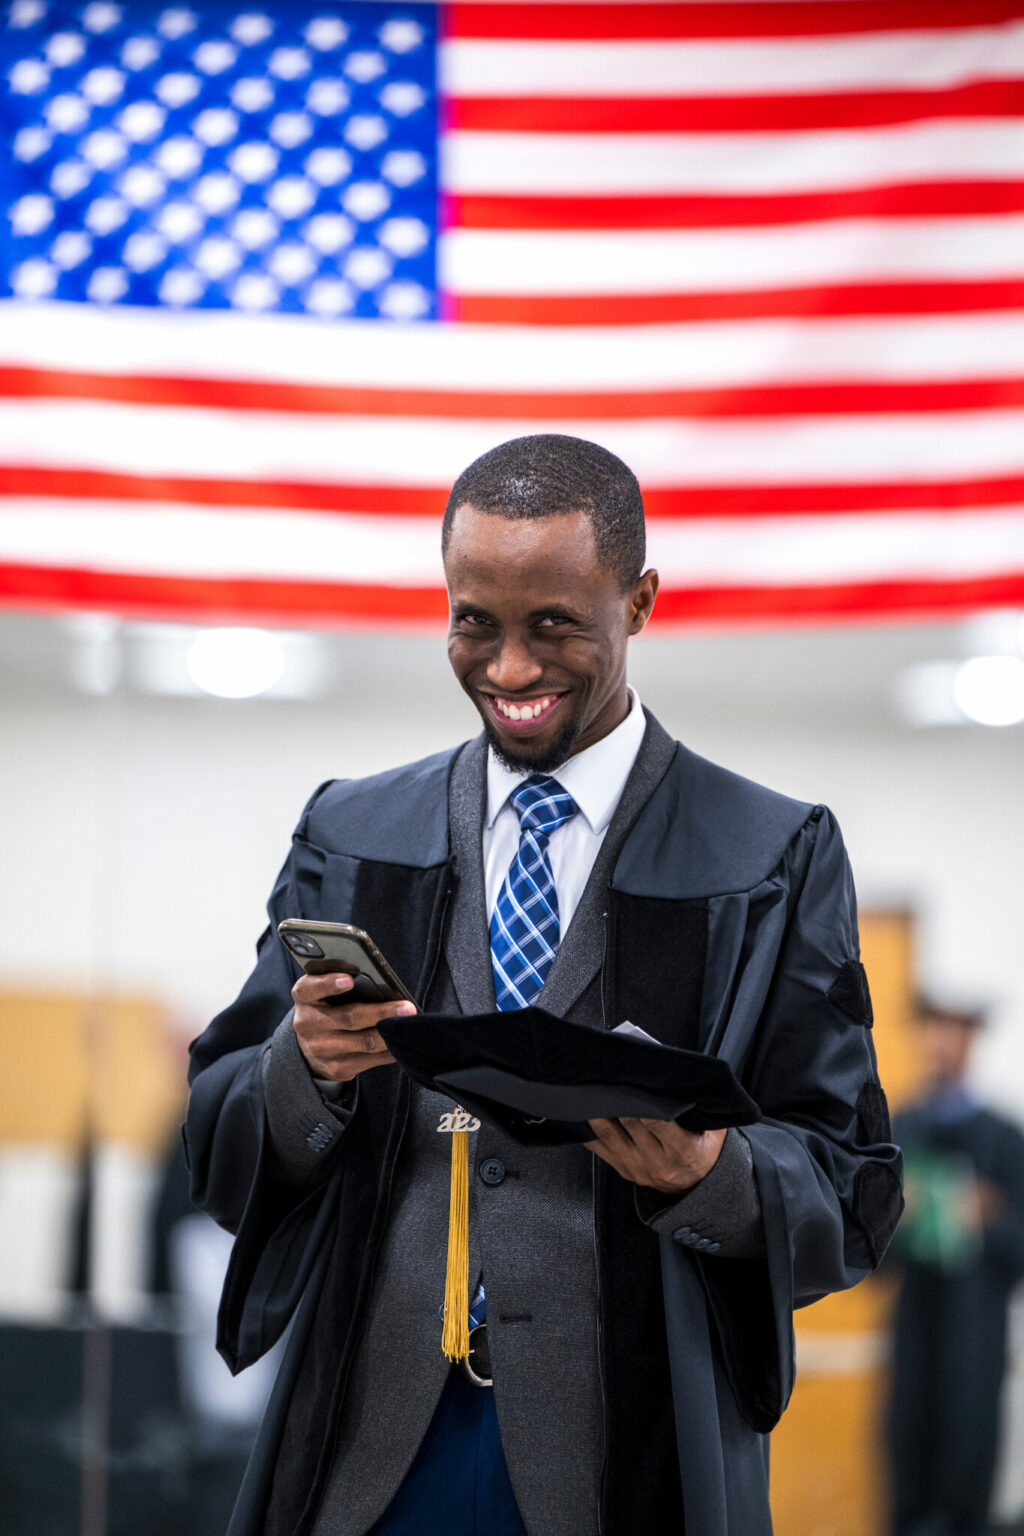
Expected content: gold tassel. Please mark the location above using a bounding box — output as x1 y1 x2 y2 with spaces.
441 1125 470 1362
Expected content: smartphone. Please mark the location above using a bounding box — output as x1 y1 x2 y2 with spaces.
277 919 416 1006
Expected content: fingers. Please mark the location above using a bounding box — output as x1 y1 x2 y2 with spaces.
333 998 416 1032
618 1116 670 1147
294 1021 396 1081
583 1118 635 1175
585 1116 668 1156
300 1042 395 1083
583 1118 727 1193
290 975 416 1082
343 1027 386 1054
291 971 354 1006
292 971 416 1028
585 1118 631 1150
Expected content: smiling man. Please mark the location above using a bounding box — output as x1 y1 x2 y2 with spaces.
186 435 902 1536
441 444 656 773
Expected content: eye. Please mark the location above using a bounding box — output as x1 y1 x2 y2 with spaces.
455 611 495 630
536 614 573 629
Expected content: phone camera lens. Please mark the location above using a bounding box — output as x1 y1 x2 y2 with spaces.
288 935 324 958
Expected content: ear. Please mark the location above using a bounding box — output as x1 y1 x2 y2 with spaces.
627 569 659 634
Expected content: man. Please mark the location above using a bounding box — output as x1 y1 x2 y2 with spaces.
186 434 902 1536
887 996 1024 1536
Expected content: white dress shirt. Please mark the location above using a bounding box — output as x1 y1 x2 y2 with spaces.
483 688 647 932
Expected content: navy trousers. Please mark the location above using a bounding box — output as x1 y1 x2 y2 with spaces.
368 1368 528 1536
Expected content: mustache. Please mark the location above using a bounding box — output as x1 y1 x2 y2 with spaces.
472 682 570 698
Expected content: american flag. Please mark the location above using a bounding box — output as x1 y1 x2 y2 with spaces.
2 0 1023 628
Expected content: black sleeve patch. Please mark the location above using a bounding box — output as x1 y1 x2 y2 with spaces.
852 1161 904 1267
856 1080 892 1145
828 958 874 1027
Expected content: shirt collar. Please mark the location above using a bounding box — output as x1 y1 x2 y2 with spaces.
485 688 646 835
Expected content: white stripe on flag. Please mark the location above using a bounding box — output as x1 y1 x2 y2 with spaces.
647 509 1024 584
5 302 1024 390
3 404 1024 484
441 25 1024 98
0 505 444 584
443 122 1024 196
442 217 1024 295
2 503 1023 587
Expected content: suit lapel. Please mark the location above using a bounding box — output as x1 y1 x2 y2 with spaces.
540 712 678 1021
445 734 496 1015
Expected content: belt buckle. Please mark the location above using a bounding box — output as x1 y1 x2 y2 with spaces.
459 1322 492 1388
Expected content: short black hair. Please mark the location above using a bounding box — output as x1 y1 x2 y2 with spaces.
441 434 645 590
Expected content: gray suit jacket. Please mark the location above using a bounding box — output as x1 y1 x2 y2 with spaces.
265 720 760 1536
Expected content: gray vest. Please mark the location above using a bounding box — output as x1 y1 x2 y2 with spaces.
311 725 675 1536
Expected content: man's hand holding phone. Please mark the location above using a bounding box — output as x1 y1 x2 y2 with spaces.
291 971 416 1082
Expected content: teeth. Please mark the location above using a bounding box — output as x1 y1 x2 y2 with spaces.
496 695 554 720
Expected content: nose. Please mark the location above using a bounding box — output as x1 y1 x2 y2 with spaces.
486 633 544 694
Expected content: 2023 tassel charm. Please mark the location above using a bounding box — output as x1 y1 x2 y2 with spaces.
437 1105 481 1362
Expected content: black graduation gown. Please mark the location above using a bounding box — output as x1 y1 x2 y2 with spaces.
888 1096 1024 1536
185 732 903 1536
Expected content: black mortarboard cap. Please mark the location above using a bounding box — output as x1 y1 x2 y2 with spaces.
377 1007 761 1147
913 991 988 1030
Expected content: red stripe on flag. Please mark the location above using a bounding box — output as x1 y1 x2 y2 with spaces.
447 2 1024 40
641 481 1024 517
2 563 1022 630
0 565 450 627
0 466 448 516
450 82 1024 134
6 366 1024 420
4 466 1024 520
450 283 1024 325
445 183 1024 230
653 573 1024 624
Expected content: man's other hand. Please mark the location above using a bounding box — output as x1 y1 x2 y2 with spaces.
291 972 415 1082
584 1119 727 1195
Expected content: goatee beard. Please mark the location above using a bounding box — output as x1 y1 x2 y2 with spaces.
482 712 581 776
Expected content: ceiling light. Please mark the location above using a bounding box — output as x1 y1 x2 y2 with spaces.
186 627 284 699
953 655 1024 728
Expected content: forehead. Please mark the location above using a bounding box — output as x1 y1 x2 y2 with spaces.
920 1017 976 1044
444 505 606 589
919 1010 977 1031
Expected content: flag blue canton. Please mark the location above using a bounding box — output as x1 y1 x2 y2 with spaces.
490 776 578 1013
1 0 439 319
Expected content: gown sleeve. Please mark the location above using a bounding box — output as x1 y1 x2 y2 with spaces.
184 784 355 1370
695 808 904 1430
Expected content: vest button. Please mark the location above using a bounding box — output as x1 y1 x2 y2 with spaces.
479 1157 506 1187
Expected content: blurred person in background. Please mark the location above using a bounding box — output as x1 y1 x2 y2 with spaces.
887 996 1024 1536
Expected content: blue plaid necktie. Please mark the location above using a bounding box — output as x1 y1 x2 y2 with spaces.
490 775 578 1012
